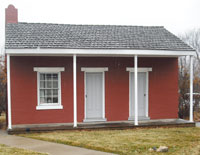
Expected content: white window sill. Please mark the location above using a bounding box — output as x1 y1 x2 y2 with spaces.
36 105 63 110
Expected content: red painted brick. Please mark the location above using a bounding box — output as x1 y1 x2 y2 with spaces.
5 5 18 24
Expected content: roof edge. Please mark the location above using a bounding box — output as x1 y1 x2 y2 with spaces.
5 49 196 56
6 22 165 28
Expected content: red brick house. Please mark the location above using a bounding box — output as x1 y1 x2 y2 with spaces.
5 5 195 131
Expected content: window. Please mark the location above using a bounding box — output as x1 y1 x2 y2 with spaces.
40 73 59 104
34 67 65 110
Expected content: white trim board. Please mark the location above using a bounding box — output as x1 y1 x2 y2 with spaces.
34 67 65 72
6 49 196 56
126 67 152 72
81 67 108 72
36 105 63 110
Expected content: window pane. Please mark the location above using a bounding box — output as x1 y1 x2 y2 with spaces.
40 81 45 88
53 74 58 80
53 89 58 96
53 97 58 103
47 81 52 88
40 74 45 80
47 89 52 96
53 81 58 88
46 74 52 80
47 97 52 103
45 90 48 96
40 97 46 104
40 90 45 97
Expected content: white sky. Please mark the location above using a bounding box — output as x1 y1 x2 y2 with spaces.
1 0 200 54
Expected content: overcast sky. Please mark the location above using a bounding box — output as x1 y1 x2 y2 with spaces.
1 0 200 54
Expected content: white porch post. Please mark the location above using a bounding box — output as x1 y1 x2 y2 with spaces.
73 54 77 127
134 55 138 125
189 55 194 122
7 54 12 129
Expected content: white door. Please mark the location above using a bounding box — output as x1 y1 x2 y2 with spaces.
85 72 103 120
130 72 147 119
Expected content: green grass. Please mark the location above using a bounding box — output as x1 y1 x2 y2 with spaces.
20 127 200 155
0 144 47 155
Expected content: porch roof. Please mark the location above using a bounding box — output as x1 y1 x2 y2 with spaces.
5 23 194 53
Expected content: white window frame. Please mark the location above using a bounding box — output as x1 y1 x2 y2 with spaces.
34 67 65 110
81 67 108 122
126 67 152 119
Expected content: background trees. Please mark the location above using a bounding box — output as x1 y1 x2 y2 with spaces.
178 29 200 120
0 55 6 116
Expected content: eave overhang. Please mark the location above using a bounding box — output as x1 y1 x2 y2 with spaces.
5 49 196 57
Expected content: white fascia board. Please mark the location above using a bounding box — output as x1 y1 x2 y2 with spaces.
6 49 196 56
34 67 65 72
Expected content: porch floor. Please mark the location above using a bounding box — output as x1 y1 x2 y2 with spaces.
9 119 195 134
77 119 195 130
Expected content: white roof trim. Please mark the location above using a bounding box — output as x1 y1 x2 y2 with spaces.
6 49 195 56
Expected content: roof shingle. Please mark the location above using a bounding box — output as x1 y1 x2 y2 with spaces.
5 22 194 51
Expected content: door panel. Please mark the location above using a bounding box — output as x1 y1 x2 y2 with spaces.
130 72 147 117
86 72 103 119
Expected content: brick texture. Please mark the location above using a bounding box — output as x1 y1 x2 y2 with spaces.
5 5 18 24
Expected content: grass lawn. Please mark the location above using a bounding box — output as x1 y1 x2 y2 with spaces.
20 127 200 155
0 144 47 155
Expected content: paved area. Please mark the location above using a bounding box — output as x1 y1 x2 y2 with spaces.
0 130 114 155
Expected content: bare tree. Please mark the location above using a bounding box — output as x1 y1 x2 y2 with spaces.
180 29 200 58
0 55 6 116
178 29 200 120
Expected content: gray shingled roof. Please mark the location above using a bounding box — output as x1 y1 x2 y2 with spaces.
5 22 194 51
